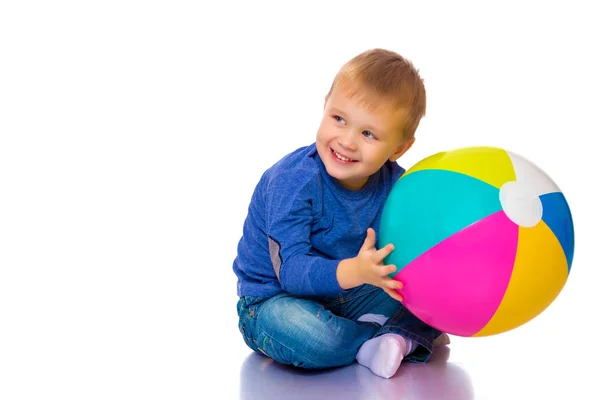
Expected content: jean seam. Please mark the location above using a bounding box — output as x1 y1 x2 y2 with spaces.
376 306 433 350
377 326 431 349
255 324 320 368
341 285 379 304
246 294 324 368
322 295 343 308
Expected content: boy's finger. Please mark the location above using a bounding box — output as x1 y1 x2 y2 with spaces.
383 287 403 302
388 277 403 289
361 228 376 250
383 264 397 276
383 276 402 289
374 243 394 263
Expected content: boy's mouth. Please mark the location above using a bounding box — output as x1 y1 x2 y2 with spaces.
331 148 358 163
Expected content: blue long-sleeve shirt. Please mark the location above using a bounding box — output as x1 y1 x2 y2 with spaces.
232 143 405 298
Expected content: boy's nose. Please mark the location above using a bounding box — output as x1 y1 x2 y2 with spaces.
338 131 358 151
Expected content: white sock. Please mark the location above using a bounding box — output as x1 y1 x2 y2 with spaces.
356 333 415 379
357 313 389 326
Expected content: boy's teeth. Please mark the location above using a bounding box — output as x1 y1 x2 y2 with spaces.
335 151 351 161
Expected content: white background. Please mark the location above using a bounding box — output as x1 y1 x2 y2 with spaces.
1 1 598 399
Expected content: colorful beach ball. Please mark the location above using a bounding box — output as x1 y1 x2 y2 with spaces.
379 146 574 337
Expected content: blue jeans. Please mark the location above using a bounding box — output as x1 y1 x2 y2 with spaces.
237 284 442 370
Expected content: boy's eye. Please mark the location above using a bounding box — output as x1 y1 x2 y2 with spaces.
362 130 375 139
333 115 346 124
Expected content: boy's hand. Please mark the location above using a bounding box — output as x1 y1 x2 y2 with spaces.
337 228 404 302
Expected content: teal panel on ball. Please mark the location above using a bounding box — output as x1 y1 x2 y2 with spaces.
379 169 503 278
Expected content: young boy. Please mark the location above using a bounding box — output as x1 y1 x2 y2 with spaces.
232 48 448 379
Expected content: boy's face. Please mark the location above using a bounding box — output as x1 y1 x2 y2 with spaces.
316 84 414 191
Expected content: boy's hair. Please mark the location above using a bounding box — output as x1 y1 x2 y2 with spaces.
326 48 426 140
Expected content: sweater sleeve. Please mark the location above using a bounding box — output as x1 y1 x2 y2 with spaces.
264 173 345 296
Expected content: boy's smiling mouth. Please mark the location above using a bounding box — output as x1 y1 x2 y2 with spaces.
331 148 358 163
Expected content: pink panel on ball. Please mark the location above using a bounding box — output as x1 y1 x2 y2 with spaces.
395 211 518 337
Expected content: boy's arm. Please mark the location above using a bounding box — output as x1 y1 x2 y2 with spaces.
336 258 362 289
265 175 402 299
265 175 343 296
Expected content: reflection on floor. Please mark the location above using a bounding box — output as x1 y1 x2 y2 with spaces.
239 345 473 400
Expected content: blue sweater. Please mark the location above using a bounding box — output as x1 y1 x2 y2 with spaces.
232 143 405 298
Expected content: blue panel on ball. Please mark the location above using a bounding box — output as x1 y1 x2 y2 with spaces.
540 192 575 272
379 169 503 277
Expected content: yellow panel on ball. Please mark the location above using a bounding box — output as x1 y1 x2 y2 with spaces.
473 220 569 337
404 146 516 189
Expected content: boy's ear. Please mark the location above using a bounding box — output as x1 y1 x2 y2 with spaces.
389 137 415 162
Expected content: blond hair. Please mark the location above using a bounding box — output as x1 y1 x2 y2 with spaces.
326 48 426 139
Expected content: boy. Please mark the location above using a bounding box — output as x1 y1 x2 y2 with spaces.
232 48 448 379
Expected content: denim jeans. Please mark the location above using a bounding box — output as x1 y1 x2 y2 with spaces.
237 284 442 370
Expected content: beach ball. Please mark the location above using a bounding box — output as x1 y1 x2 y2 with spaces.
379 146 574 337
